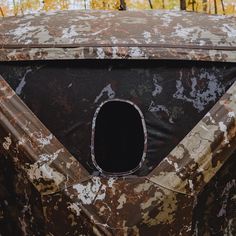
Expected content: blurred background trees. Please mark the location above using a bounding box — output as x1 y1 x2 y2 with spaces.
0 0 235 17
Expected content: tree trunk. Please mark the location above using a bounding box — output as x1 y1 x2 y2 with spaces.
214 0 218 14
119 0 126 10
180 0 186 10
162 0 165 9
148 0 153 9
221 0 225 14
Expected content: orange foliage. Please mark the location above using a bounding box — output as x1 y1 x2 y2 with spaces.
42 0 69 11
0 0 235 17
91 0 120 9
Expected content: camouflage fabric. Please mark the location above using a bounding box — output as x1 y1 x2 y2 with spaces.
0 73 235 235
0 10 235 236
0 10 236 62
0 60 235 176
193 154 236 236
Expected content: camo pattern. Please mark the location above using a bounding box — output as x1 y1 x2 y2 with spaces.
147 81 236 195
0 10 236 235
0 10 236 62
1 60 235 176
193 154 236 236
0 72 235 235
0 153 45 235
0 77 90 196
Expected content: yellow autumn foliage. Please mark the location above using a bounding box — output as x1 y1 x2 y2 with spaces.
42 0 69 11
91 0 120 9
0 0 235 17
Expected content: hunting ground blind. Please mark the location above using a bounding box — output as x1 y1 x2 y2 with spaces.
0 10 235 236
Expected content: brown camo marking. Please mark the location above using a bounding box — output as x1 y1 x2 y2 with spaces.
0 65 236 235
0 10 235 62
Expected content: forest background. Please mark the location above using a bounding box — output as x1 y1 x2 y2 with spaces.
0 0 236 17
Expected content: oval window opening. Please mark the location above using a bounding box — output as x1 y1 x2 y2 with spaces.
92 100 146 175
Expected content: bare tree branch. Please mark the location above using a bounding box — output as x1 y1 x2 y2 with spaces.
0 6 4 17
221 0 225 14
148 0 153 9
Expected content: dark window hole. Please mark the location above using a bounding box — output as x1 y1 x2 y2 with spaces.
92 100 146 174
